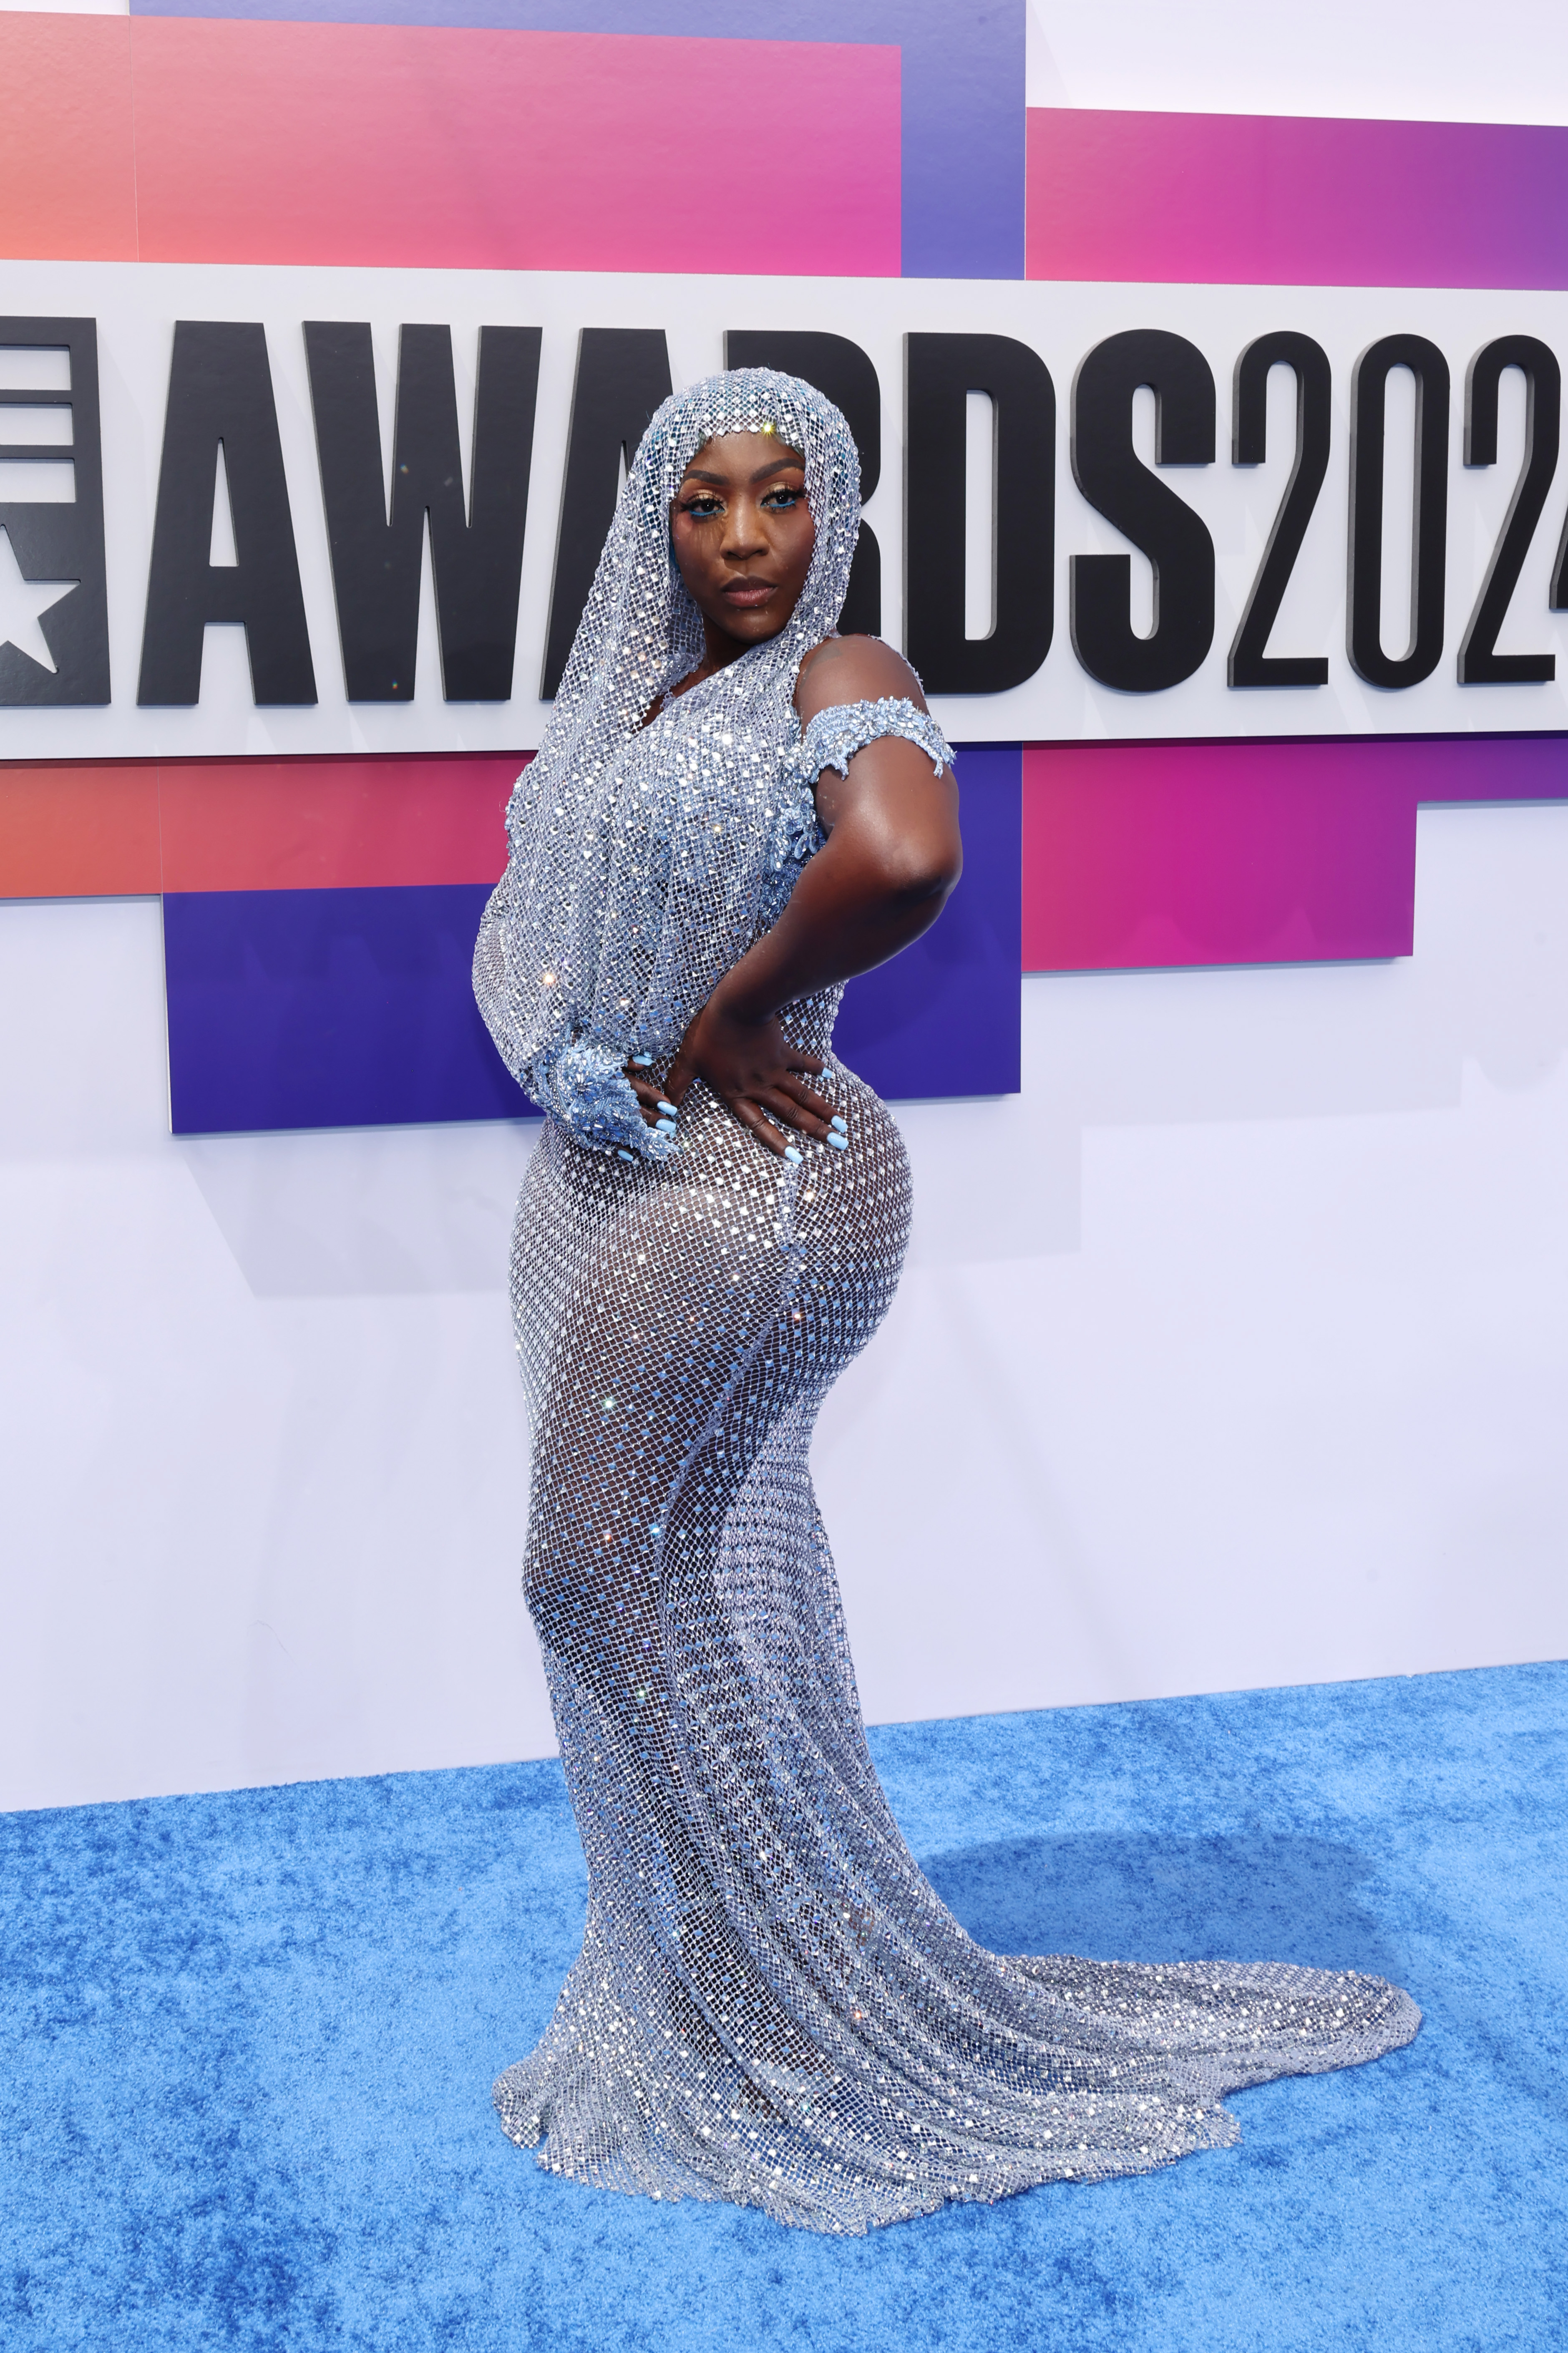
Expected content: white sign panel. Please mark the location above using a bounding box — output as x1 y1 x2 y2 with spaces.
2 259 1567 756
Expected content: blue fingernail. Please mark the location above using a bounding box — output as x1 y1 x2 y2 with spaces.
632 1053 653 1065
657 1100 678 1116
830 1114 848 1132
656 1120 676 1136
783 1146 803 1164
826 1131 848 1150
617 1148 635 1162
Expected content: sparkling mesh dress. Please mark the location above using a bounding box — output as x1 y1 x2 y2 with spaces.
473 370 1420 2235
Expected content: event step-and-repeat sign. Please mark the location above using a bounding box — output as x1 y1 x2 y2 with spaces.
4 3 1567 1135
8 269 1568 1130
5 266 1568 752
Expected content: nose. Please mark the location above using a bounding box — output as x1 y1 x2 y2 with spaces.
720 495 768 564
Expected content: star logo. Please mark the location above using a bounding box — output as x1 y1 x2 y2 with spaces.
0 525 78 673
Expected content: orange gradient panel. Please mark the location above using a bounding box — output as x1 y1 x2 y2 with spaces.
0 15 137 261
0 764 161 897
156 756 522 893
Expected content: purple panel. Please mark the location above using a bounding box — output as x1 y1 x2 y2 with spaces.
163 883 525 1134
835 742 1021 1097
161 744 1022 1135
1408 732 1568 801
128 0 1026 282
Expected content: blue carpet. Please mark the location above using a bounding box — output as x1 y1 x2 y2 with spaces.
3 1663 1565 2350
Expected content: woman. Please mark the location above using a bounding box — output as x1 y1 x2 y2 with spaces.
473 369 1417 2235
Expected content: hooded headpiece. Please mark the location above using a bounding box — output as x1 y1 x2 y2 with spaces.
474 368 862 1156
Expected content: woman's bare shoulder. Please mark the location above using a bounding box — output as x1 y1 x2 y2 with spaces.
793 635 927 722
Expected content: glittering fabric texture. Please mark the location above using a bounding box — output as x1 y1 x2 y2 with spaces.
476 370 1420 2235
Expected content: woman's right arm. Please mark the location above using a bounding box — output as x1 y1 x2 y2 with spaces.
635 640 962 1156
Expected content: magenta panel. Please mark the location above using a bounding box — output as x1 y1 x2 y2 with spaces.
1028 108 1568 289
1022 738 1422 972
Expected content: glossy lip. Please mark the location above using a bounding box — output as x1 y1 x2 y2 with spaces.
721 579 776 606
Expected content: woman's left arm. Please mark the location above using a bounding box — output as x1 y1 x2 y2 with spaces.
646 639 962 1154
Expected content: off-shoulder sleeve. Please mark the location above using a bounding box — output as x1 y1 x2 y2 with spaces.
780 696 954 791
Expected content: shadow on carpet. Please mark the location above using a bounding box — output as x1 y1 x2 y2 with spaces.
922 1832 1409 1983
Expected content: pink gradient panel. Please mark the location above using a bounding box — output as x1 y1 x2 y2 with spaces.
1022 739 1426 972
1028 108 1568 289
130 20 900 276
157 755 524 892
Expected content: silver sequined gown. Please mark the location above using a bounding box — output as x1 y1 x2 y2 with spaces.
474 370 1420 2235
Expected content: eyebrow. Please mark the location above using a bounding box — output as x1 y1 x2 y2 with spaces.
680 457 807 488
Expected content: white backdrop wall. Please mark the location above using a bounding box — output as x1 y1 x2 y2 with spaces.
5 801 1567 1811
6 1 1568 1811
1027 0 1568 126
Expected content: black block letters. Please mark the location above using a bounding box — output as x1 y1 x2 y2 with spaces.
138 322 317 706
1458 336 1559 685
1347 335 1450 691
1070 330 1216 694
543 329 673 698
65 312 1568 719
1228 332 1331 688
904 333 1054 694
305 322 540 701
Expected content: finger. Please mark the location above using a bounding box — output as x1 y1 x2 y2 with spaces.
774 1076 836 1125
756 1090 828 1138
662 1053 697 1108
732 1098 791 1157
625 1071 680 1133
781 1047 826 1077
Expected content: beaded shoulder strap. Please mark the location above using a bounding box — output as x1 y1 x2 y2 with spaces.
780 696 954 790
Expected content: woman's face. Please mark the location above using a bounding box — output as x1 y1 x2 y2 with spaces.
670 431 815 651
